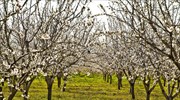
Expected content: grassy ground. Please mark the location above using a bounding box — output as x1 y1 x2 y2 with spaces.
2 73 180 100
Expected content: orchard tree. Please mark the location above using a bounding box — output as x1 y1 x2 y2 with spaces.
0 0 93 100
108 0 180 100
0 0 44 100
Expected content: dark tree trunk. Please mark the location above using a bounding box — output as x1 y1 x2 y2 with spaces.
118 78 122 90
166 96 173 100
8 88 17 100
109 74 112 84
45 76 54 100
146 91 150 100
117 72 123 90
159 79 169 100
23 90 28 100
143 79 151 100
103 72 107 81
178 80 180 88
1 82 4 86
0 87 4 100
47 83 53 100
163 78 166 86
129 82 135 100
57 72 63 88
23 77 35 100
57 77 61 88
62 75 68 92
107 74 110 83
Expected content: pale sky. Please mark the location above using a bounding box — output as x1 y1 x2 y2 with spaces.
88 0 110 30
88 0 110 15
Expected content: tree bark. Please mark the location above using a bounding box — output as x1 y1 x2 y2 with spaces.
0 87 4 100
117 78 122 90
103 71 107 81
107 73 110 83
47 83 53 100
45 76 54 100
109 74 112 84
57 72 63 88
146 91 150 100
8 88 17 100
167 96 173 100
57 77 61 88
117 72 123 90
62 75 68 92
159 79 168 99
23 77 35 100
130 82 135 100
178 80 180 88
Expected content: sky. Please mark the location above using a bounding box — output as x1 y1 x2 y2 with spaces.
88 0 110 30
88 0 110 15
15 0 110 29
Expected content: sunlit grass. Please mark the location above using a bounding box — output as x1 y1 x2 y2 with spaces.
2 73 180 100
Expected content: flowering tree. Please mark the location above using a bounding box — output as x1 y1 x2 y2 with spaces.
108 0 180 100
0 0 93 100
0 0 43 99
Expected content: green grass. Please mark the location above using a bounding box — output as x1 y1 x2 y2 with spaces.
2 73 180 100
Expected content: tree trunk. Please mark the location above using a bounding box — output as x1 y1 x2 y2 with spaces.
103 72 107 81
0 87 4 100
57 72 63 88
47 83 53 100
167 96 173 100
23 77 35 100
163 78 166 86
62 75 68 92
45 76 54 100
178 80 180 88
117 72 123 90
146 91 150 100
159 79 169 99
57 77 61 88
8 88 17 100
118 78 122 90
23 90 28 100
130 82 135 100
109 74 112 84
107 73 109 83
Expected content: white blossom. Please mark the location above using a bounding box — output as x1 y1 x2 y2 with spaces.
41 33 51 40
26 77 31 81
64 73 68 76
43 73 47 76
86 72 91 76
167 26 174 32
0 78 4 83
